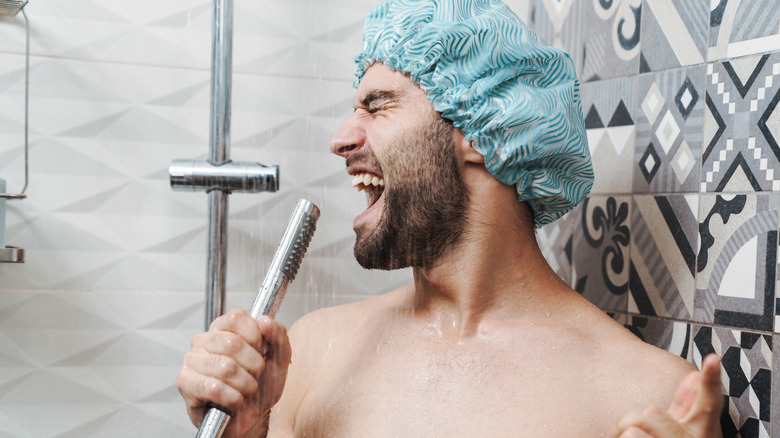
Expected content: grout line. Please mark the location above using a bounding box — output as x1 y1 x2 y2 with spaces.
0 50 354 84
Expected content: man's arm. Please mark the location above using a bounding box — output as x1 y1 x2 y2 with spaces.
610 354 724 438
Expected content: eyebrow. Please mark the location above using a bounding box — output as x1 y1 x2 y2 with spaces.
355 89 398 110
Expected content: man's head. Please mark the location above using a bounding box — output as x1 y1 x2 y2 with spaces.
331 63 470 270
353 0 593 228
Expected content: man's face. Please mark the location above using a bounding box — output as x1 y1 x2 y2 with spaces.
329 64 469 270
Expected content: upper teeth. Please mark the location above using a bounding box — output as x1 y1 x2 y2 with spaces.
352 173 384 190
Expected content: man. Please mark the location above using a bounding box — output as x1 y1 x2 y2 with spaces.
178 1 724 436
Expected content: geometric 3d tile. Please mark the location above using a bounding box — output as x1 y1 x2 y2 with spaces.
702 54 780 193
581 76 637 194
572 196 631 313
635 66 705 193
630 195 698 319
693 325 772 438
696 194 780 332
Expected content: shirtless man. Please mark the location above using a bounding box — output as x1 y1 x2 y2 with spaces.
178 1 724 437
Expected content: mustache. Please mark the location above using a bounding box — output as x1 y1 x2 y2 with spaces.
345 149 383 171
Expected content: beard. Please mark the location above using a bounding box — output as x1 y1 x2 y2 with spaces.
352 114 470 270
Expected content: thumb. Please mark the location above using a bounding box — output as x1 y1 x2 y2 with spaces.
683 353 724 429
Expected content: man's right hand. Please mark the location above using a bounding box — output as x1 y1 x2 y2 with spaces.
177 309 292 438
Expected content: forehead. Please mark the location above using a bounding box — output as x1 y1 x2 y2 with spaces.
355 63 428 102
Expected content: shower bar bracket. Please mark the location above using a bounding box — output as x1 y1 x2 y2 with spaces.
0 246 24 263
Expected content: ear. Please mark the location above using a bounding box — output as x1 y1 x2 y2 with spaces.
454 128 484 164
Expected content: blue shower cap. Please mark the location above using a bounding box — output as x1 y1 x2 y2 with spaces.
354 0 593 227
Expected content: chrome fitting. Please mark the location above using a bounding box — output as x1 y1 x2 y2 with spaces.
169 159 279 193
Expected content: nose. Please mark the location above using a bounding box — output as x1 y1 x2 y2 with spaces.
329 114 366 158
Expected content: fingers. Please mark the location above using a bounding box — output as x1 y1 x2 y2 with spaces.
694 354 724 417
258 316 293 366
178 310 292 422
668 370 701 420
611 405 689 438
178 363 248 419
676 353 724 436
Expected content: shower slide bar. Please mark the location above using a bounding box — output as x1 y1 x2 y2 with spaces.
169 0 279 329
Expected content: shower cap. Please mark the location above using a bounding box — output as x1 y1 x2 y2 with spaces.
354 0 593 227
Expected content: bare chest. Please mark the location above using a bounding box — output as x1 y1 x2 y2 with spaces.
293 338 617 437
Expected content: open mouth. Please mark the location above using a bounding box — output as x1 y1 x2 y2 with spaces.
352 172 385 209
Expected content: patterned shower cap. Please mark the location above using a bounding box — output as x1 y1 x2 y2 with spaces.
354 0 593 227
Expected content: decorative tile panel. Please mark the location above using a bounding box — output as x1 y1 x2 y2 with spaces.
537 207 577 286
638 0 708 72
580 0 642 82
693 325 772 438
708 0 780 62
630 195 698 319
702 54 780 193
530 0 585 79
634 65 706 193
572 196 631 312
580 76 637 194
695 194 780 332
624 314 693 360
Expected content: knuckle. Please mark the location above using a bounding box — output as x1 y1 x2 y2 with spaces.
191 332 206 348
219 357 240 376
203 380 223 401
227 309 245 320
182 351 198 367
220 332 243 352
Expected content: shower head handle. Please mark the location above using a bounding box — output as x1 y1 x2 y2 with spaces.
196 198 320 438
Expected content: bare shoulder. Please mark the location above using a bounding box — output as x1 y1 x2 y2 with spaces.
286 285 412 361
268 286 411 433
573 307 695 408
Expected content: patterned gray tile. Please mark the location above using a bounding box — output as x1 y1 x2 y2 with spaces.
638 0 708 72
702 54 780 193
572 195 631 312
695 194 780 332
634 65 706 193
624 314 693 360
581 76 637 194
530 0 585 79
693 325 772 437
773 336 780 438
537 207 577 286
630 195 698 320
580 0 642 82
708 0 780 62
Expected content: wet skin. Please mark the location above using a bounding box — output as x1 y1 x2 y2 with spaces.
178 63 722 438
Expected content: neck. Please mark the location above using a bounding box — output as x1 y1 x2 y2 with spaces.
409 170 570 339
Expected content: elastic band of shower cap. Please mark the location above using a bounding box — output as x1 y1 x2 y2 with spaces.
353 0 593 227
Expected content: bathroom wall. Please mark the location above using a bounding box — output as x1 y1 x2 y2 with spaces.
0 0 402 435
532 0 780 436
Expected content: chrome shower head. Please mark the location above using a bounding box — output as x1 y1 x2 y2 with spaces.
0 0 27 16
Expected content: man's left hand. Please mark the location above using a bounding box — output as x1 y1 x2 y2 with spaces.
609 353 724 438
